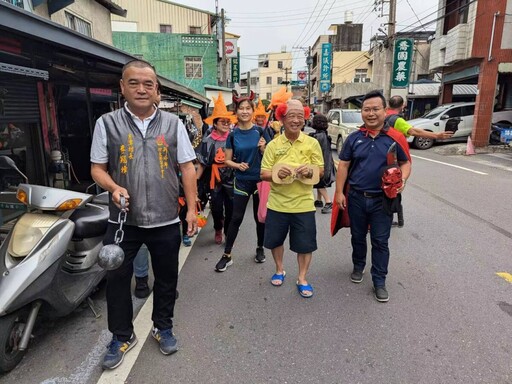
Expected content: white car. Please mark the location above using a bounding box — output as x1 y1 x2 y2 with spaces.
326 109 363 153
406 102 512 149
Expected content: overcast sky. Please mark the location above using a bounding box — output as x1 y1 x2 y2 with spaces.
172 0 439 75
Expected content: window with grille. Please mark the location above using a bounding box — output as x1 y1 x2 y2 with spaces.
65 12 92 37
354 69 368 79
266 77 272 85
185 56 203 79
189 26 202 34
277 61 283 69
160 24 173 34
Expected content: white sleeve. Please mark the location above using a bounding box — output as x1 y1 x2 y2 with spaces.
90 117 108 164
177 119 196 164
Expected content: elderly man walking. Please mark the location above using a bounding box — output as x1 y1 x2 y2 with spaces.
260 99 324 298
335 90 411 302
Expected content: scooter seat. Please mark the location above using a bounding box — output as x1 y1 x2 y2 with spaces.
70 204 109 239
92 192 109 205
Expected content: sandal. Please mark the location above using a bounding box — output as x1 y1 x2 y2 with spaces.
270 271 286 286
296 281 314 298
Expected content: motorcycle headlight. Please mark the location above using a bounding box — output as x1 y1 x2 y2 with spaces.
8 213 59 258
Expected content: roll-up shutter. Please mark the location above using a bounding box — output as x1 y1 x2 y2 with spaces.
0 77 39 124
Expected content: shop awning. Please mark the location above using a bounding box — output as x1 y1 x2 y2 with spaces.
0 2 207 105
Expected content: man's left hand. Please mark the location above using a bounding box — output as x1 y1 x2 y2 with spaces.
186 210 198 236
296 164 312 179
436 131 454 140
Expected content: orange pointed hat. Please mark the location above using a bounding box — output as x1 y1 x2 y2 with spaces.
204 92 236 126
253 100 270 119
268 86 293 110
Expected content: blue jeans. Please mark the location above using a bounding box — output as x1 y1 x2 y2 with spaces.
348 189 393 287
133 245 149 278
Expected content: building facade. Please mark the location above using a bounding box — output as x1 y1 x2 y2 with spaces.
110 0 218 95
0 0 207 199
367 31 435 102
310 23 372 113
245 51 293 101
429 0 512 146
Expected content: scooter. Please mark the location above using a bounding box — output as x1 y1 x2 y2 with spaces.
0 155 109 373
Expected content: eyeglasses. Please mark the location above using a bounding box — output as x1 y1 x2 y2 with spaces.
362 107 383 114
217 120 231 125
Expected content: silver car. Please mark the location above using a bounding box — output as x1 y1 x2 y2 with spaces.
326 109 363 153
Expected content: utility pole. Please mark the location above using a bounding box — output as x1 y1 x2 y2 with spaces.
283 67 292 89
388 0 396 37
221 8 227 87
246 71 251 93
306 46 313 108
386 0 397 100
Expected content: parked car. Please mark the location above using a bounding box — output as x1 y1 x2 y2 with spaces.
326 109 363 153
406 102 512 149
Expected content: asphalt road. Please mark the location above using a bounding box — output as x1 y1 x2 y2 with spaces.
1 146 512 384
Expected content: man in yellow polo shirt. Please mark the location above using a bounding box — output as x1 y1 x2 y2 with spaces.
260 99 324 298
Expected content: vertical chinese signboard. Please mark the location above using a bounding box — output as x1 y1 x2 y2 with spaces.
231 52 240 84
391 38 413 88
319 43 332 93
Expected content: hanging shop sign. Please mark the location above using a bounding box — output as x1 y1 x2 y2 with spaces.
391 38 413 88
319 43 332 93
231 53 240 84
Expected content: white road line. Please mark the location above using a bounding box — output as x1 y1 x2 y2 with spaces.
96 209 209 384
412 155 488 175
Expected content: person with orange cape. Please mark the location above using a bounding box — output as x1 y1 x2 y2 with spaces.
333 91 411 303
196 93 236 245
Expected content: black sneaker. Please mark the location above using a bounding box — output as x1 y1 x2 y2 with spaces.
350 269 364 283
152 327 178 355
134 276 150 299
321 203 333 214
102 334 137 370
374 286 389 302
215 254 233 272
314 200 324 208
254 247 266 263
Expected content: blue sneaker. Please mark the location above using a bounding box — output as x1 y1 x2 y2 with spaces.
182 235 192 247
152 327 178 355
102 334 137 370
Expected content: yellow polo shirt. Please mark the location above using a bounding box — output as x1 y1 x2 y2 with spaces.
261 132 324 213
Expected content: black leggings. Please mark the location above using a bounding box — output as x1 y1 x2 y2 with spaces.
224 191 265 254
210 184 234 235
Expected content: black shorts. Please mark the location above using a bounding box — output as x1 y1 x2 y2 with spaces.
263 209 317 254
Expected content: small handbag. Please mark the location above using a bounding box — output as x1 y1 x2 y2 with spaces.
196 201 208 228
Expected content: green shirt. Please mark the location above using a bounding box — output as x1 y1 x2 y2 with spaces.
393 117 412 137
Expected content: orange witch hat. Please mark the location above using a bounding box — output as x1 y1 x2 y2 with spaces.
203 92 237 126
253 100 270 119
268 86 293 110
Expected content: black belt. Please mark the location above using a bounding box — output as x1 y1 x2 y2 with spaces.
352 189 383 198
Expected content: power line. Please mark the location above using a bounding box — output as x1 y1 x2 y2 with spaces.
296 0 337 49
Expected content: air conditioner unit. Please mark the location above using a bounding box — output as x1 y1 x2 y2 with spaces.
353 77 361 83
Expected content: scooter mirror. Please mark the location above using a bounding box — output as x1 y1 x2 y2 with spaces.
98 244 125 270
0 155 29 183
0 155 17 170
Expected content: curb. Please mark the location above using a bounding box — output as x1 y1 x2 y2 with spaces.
432 143 512 156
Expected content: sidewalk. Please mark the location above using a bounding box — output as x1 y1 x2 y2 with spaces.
431 142 511 156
